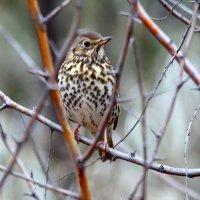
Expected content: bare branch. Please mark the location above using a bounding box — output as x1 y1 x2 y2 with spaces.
168 0 200 20
55 0 84 68
0 25 45 84
0 164 80 199
184 104 200 199
0 89 48 190
2 89 200 177
131 1 148 198
0 90 61 132
154 172 200 200
158 0 200 30
128 0 200 85
0 125 41 199
153 0 183 20
42 0 71 24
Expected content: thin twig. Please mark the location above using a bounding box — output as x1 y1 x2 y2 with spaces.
168 0 200 20
0 90 62 132
154 171 200 200
184 104 200 199
55 0 84 69
45 131 53 200
158 0 200 30
178 1 199 80
128 173 144 200
175 2 200 198
0 125 41 199
152 0 183 20
132 2 148 199
42 0 71 24
0 164 80 199
0 89 48 194
0 25 45 84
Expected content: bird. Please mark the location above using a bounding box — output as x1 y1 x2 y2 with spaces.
58 30 120 161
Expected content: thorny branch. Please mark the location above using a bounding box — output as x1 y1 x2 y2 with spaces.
1 89 200 178
158 0 200 30
130 1 200 198
0 125 41 199
55 0 84 69
168 0 200 21
42 0 71 24
0 164 80 199
128 0 200 85
116 0 200 148
153 0 183 21
184 104 200 199
131 1 148 199
0 89 49 199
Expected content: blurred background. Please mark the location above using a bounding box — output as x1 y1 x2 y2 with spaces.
0 0 200 199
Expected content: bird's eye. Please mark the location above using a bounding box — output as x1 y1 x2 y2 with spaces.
83 40 90 48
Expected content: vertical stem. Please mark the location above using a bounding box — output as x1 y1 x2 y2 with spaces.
27 1 91 199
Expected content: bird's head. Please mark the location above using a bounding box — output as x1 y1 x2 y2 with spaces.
69 30 112 60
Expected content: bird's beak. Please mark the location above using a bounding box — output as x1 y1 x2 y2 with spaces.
98 36 112 46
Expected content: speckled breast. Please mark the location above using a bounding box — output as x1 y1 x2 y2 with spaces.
58 56 119 133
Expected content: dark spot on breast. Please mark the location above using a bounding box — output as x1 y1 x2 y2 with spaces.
108 77 114 85
94 86 98 91
97 77 106 84
66 65 73 72
64 93 68 98
69 76 73 81
90 73 96 79
101 99 105 105
84 70 89 76
79 75 83 81
90 80 95 86
84 77 89 82
90 92 95 98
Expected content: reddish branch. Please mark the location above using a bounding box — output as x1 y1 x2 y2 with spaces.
27 0 91 199
128 0 200 85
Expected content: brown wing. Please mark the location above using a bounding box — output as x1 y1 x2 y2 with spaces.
113 114 119 130
113 90 120 130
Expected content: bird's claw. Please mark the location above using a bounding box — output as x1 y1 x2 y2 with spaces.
73 125 81 143
98 141 109 158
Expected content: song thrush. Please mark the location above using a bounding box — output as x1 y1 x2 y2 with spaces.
58 30 120 161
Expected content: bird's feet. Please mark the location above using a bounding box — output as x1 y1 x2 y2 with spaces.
73 125 81 143
97 129 111 161
97 140 109 159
